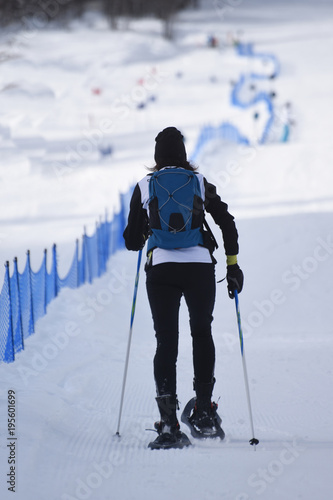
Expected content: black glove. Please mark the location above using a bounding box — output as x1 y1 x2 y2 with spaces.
227 264 244 299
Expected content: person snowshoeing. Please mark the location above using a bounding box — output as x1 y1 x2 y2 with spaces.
123 126 243 449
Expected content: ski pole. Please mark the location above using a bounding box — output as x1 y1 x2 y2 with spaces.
116 249 142 437
234 289 259 447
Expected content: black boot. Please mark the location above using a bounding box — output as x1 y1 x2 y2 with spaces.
155 394 179 435
148 395 191 450
190 379 219 435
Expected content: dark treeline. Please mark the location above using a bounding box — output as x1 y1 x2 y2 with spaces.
0 0 199 38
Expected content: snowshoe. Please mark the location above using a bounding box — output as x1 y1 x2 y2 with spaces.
181 397 225 440
148 421 192 450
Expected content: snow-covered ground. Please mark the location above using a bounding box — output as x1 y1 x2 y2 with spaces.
1 0 333 499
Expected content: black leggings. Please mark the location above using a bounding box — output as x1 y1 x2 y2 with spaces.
146 262 216 397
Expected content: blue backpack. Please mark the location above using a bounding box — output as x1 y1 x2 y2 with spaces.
147 168 204 251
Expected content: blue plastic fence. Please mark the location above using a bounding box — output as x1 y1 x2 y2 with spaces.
190 122 250 163
0 190 130 363
232 42 280 145
190 42 281 163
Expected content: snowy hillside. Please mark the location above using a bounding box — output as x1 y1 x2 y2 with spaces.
1 1 333 499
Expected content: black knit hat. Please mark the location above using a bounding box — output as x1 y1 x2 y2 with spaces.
154 127 187 167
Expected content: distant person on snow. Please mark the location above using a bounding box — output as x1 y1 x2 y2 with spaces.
123 127 243 449
207 35 218 48
280 101 295 142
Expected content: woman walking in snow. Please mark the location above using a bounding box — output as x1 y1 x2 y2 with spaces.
123 127 243 449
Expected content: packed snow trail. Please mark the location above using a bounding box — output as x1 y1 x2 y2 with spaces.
1 1 333 499
1 209 333 500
